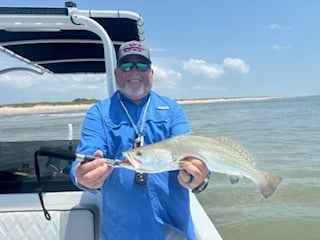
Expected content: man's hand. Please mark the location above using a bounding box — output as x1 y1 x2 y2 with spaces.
75 150 113 189
178 157 209 190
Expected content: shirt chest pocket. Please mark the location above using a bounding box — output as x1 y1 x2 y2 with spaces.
104 120 135 159
144 111 173 143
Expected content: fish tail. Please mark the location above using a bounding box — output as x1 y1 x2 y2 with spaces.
257 172 283 198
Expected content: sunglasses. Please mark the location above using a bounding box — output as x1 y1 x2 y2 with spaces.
119 62 151 72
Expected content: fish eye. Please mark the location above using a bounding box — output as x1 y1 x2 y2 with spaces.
136 151 143 156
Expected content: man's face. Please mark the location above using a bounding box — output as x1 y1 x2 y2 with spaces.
115 55 153 104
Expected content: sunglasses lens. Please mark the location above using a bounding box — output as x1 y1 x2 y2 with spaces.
136 63 149 72
120 62 134 72
119 62 150 72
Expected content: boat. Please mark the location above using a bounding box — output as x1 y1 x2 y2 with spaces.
0 2 222 239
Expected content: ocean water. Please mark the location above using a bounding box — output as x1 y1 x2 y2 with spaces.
1 95 319 240
185 95 320 240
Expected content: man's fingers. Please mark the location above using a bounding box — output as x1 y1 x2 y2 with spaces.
178 157 209 189
75 158 112 189
179 169 193 183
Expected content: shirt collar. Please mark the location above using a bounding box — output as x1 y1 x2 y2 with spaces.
117 91 150 107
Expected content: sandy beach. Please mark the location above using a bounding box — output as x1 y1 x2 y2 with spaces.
0 104 93 115
0 97 283 115
176 96 282 105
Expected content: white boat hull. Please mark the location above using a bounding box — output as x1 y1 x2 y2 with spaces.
0 191 222 239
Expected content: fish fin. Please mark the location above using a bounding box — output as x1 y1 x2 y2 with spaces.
258 172 283 198
216 137 255 166
229 175 241 184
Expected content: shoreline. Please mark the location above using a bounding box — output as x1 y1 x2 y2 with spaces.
176 96 283 105
0 96 283 115
0 104 93 115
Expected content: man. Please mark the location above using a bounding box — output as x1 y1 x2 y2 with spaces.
70 40 210 240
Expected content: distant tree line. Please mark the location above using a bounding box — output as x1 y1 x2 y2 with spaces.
72 98 98 104
0 98 99 108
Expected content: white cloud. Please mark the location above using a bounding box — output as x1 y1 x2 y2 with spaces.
152 64 182 89
269 23 293 31
153 65 182 81
269 23 281 30
222 57 250 74
0 72 39 88
192 85 226 92
0 71 105 91
182 59 224 79
272 44 291 51
150 47 167 52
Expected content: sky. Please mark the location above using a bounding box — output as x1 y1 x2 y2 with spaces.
1 0 320 104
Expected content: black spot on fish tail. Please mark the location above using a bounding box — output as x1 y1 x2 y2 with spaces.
229 175 240 184
258 172 283 198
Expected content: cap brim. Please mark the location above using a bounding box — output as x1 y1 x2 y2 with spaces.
118 54 151 64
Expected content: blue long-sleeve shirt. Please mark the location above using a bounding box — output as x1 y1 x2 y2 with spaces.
70 90 195 240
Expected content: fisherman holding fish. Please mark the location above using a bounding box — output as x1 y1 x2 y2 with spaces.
70 41 210 240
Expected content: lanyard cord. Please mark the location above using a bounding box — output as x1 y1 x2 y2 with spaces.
118 93 151 138
118 93 150 185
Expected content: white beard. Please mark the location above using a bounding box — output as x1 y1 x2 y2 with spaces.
120 83 151 102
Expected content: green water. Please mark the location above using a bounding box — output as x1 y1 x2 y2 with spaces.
185 96 320 240
1 95 319 239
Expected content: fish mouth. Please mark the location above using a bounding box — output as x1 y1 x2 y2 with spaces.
122 152 142 170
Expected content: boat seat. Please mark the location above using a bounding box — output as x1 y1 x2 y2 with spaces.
0 205 99 240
